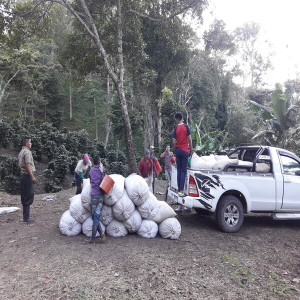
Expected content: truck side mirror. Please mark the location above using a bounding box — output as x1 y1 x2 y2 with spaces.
295 170 300 176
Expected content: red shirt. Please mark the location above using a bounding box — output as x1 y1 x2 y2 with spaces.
138 158 153 178
172 123 191 152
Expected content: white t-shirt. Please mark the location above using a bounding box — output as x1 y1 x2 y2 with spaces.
75 159 92 174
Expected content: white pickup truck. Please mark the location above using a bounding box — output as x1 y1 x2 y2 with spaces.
168 146 300 232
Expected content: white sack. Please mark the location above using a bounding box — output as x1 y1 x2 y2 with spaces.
214 155 230 162
256 163 271 173
191 153 214 170
105 174 125 205
69 194 90 223
112 190 135 221
238 160 253 167
82 178 90 188
137 220 158 239
212 158 239 170
81 179 91 212
106 220 128 237
159 217 181 240
69 195 77 203
153 201 177 223
201 154 216 163
123 210 142 233
82 217 105 237
125 174 149 206
137 192 160 220
59 210 82 236
100 205 114 226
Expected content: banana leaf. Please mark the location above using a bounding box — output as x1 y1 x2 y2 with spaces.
248 100 273 121
251 130 275 141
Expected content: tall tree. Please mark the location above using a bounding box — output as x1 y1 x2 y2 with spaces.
15 0 207 172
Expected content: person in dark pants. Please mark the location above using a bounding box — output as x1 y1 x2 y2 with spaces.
18 137 37 223
74 154 92 194
89 155 106 244
172 112 193 205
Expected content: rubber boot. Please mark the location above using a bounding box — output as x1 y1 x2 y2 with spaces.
90 225 97 243
23 205 34 223
98 223 106 243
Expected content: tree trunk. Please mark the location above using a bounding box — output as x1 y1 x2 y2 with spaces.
154 76 163 148
157 105 162 150
69 82 72 120
54 0 137 172
142 91 154 149
94 96 98 141
116 82 137 173
105 75 112 149
115 0 137 173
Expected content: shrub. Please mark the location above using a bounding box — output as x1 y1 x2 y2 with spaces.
108 161 127 176
0 155 20 194
2 175 20 194
0 120 13 148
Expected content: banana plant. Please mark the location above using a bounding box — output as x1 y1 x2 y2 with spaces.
189 118 228 154
249 83 299 148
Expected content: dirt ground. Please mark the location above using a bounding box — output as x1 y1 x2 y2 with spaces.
0 179 299 300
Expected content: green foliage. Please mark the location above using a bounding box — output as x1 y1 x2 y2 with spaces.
0 120 13 148
189 118 228 154
0 119 127 193
0 155 20 194
249 83 299 148
160 87 185 141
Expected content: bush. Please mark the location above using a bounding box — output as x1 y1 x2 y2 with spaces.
0 119 128 193
45 180 63 193
107 150 118 163
0 120 13 148
2 175 20 194
108 161 127 176
0 155 20 194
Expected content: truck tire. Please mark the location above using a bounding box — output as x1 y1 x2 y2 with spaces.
194 208 211 216
216 195 244 233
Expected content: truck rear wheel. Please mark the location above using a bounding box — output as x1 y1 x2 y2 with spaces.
216 195 244 233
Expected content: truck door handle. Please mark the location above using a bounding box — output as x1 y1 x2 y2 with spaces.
284 179 291 183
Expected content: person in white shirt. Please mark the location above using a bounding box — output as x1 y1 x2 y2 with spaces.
74 154 92 194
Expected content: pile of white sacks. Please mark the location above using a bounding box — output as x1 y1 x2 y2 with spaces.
191 152 238 170
191 152 270 172
59 174 181 240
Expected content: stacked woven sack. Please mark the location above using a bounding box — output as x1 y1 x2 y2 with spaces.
190 152 270 172
59 174 181 240
190 152 239 170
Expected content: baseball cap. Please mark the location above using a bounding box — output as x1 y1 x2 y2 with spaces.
150 145 155 149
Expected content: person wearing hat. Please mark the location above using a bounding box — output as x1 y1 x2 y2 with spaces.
74 154 92 194
137 149 153 192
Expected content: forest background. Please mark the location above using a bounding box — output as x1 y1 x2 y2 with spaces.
1 0 300 194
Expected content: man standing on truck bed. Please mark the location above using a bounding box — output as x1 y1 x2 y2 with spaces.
172 112 193 198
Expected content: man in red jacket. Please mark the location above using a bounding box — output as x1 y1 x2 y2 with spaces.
137 149 153 192
172 112 193 197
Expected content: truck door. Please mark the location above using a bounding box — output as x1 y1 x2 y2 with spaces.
279 154 300 210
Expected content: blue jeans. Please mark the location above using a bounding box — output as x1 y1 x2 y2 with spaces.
90 194 104 235
176 148 189 191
